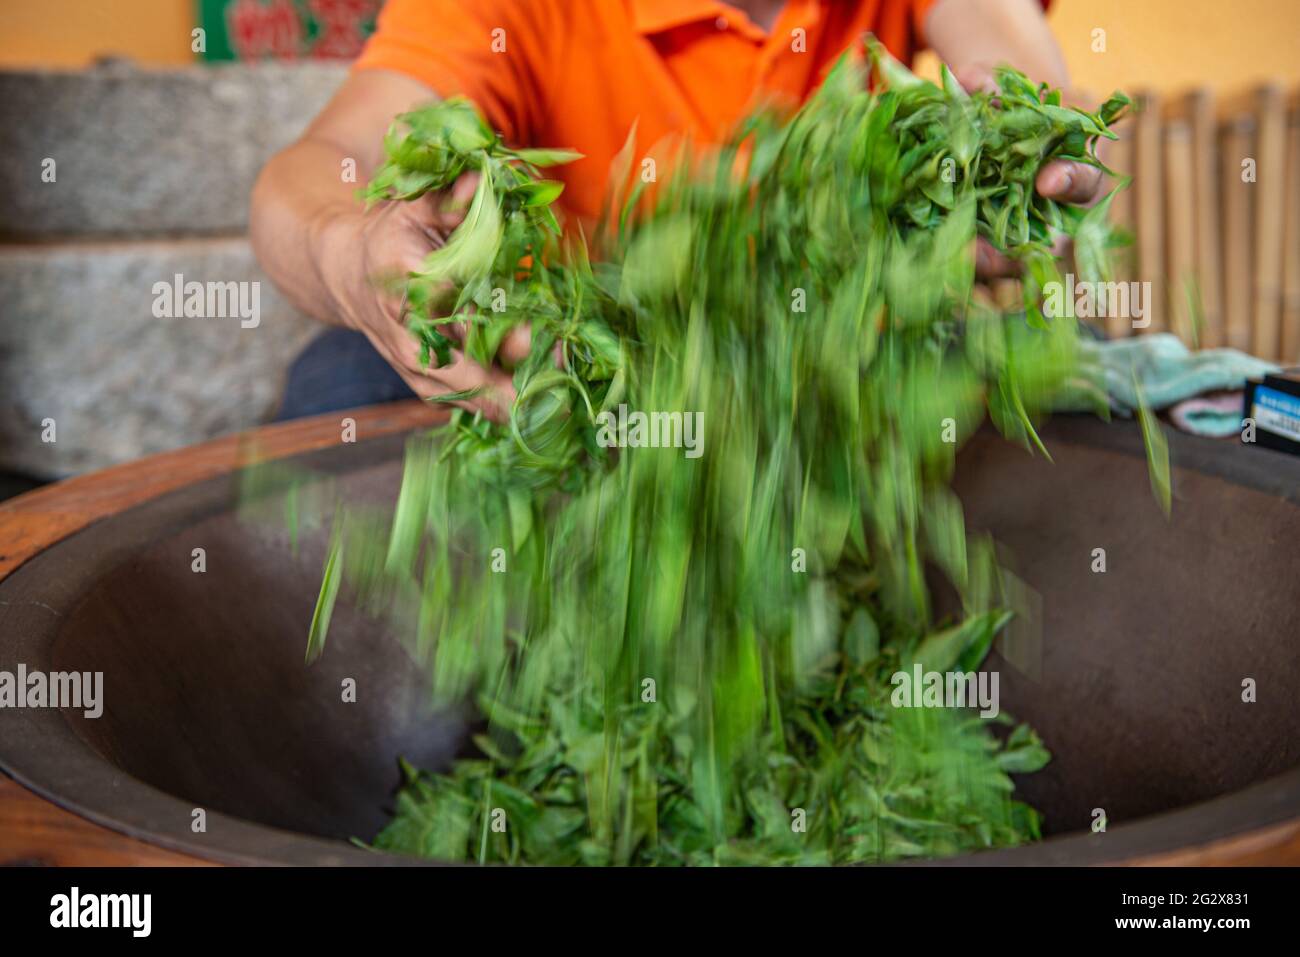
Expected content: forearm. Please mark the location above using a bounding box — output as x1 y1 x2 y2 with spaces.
250 139 363 327
250 69 437 327
924 0 1069 89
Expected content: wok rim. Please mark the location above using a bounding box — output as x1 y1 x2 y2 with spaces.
1 413 1296 867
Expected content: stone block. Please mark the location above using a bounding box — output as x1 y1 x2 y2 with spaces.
0 61 346 237
0 237 322 477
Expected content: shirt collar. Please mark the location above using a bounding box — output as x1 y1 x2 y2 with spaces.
630 0 774 38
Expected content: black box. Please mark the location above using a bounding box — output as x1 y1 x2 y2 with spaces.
1243 368 1300 456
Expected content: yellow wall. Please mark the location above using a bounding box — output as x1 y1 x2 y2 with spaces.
2 0 1299 95
0 0 194 69
1049 0 1300 95
917 0 1300 96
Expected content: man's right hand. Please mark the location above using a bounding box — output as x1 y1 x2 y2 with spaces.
316 174 529 421
251 69 527 423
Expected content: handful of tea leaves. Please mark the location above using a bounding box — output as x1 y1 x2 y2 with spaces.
312 43 1131 864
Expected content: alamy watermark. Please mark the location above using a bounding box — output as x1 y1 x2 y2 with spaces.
0 665 103 718
890 664 1000 718
50 887 150 937
594 404 703 459
1044 273 1151 329
151 273 261 328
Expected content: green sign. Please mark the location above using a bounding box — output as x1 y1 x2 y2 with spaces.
197 0 379 62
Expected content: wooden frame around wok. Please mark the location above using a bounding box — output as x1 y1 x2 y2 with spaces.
0 400 1296 867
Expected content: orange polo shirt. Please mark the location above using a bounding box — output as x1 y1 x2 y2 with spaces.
354 0 942 220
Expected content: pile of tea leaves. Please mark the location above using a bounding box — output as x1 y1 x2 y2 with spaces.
309 42 1131 865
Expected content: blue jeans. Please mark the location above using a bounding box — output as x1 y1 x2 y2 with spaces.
275 328 416 422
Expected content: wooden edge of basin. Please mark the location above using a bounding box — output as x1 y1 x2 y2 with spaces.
0 400 447 581
1 400 1297 867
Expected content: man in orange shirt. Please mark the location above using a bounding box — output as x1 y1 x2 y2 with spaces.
252 0 1097 419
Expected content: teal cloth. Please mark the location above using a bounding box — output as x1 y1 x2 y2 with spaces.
1058 333 1279 436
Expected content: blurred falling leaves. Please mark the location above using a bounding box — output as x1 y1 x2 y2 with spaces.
310 42 1133 865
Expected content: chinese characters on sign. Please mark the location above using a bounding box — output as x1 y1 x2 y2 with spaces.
199 0 380 61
